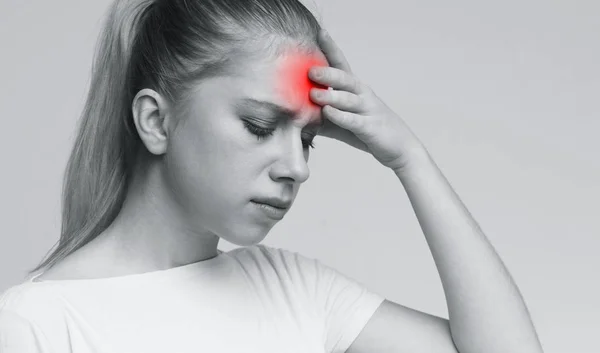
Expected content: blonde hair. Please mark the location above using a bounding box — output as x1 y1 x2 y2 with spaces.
29 0 322 275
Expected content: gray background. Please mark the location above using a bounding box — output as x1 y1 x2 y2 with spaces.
1 1 598 352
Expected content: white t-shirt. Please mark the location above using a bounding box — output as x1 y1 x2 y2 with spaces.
0 244 385 353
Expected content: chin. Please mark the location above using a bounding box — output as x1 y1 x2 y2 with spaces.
220 230 270 247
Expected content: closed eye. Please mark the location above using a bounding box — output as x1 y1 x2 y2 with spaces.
242 120 316 149
243 120 274 138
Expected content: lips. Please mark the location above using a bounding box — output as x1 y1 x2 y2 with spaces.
251 200 288 220
251 197 292 209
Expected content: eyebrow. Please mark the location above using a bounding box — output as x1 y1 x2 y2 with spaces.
237 98 324 128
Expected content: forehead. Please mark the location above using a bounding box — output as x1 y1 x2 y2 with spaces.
226 43 329 125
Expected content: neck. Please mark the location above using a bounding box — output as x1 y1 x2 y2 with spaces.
96 161 221 272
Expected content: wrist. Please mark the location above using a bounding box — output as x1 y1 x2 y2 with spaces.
392 145 433 179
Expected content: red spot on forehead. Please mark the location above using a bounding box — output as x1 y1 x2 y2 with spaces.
274 51 329 120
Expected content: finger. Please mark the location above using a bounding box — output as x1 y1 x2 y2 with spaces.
310 88 365 114
309 66 367 95
318 29 353 73
321 105 365 134
318 116 370 153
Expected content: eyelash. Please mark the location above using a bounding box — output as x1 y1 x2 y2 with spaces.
243 121 316 149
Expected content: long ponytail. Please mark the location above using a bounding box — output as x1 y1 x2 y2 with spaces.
28 0 155 274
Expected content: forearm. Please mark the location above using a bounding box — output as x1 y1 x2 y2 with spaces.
394 148 543 353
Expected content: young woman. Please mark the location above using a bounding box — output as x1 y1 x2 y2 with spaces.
0 0 543 352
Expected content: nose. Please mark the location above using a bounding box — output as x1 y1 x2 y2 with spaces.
269 132 310 184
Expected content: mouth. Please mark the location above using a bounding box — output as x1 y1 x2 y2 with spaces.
251 200 285 209
251 197 292 210
252 202 286 210
251 200 289 220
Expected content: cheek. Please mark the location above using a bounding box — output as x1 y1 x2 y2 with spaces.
164 132 233 220
165 120 216 191
167 116 252 192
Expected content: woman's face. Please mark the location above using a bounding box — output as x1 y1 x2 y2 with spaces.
163 46 328 246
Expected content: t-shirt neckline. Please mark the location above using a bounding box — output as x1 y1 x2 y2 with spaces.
28 251 228 285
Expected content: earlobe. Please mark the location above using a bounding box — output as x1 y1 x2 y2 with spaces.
132 89 169 155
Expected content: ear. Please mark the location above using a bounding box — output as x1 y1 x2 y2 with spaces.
131 89 171 156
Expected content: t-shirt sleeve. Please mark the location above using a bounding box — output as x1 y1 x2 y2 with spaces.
260 245 386 353
0 309 52 353
315 256 385 353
